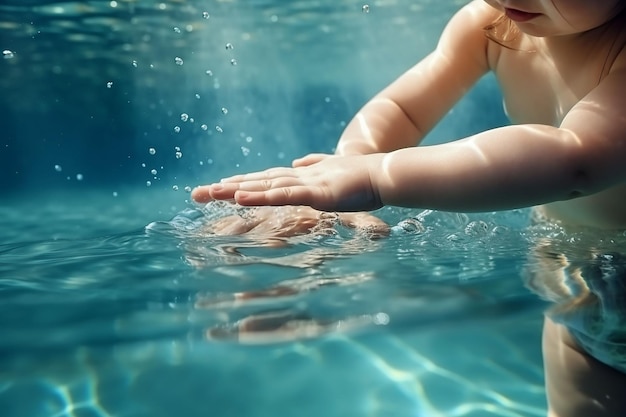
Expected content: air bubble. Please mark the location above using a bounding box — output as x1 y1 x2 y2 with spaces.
174 126 181 133
150 169 157 175
201 124 208 131
54 164 62 172
221 107 228 115
195 93 201 99
146 181 152 187
230 59 237 66
205 70 213 76
362 4 370 13
174 57 184 65
112 191 118 197
202 11 210 19
173 27 181 33
131 60 138 67
148 147 156 155
464 220 489 237
180 113 189 122
397 218 425 233
184 186 191 192
172 185 179 191
3 50 15 59
215 125 223 133
106 81 113 88
241 146 250 156
76 173 84 181
175 151 183 159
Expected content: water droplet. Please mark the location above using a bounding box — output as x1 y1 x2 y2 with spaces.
76 173 84 181
180 113 189 122
215 125 223 133
148 147 156 155
146 181 152 187
172 185 179 191
174 57 184 66
373 312 389 325
221 107 228 115
131 60 138 67
230 59 237 66
106 81 113 88
173 27 181 33
362 4 370 13
175 151 183 159
225 42 234 50
2 50 15 59
201 124 208 131
150 169 157 175
202 11 210 19
174 126 181 133
184 186 192 192
54 164 62 172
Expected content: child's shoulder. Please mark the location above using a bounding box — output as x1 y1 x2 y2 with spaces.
440 1 503 52
452 0 503 29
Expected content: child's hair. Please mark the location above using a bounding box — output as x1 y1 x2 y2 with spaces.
483 14 520 48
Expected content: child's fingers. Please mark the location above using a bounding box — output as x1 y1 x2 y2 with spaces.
191 186 214 203
235 186 317 207
220 167 298 183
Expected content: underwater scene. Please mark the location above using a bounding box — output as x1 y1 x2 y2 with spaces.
3 0 626 416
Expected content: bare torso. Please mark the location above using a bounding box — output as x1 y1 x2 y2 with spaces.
488 14 626 229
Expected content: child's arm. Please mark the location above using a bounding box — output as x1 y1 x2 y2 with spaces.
192 1 497 204
320 0 496 157
202 68 626 213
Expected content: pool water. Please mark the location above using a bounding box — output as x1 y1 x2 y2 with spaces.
1 190 550 417
1 0 612 416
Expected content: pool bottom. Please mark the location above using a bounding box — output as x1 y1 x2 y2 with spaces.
0 313 546 417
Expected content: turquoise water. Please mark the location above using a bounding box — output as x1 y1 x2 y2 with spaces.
1 191 550 417
0 0 597 416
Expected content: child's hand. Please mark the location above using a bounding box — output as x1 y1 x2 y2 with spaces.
191 154 384 212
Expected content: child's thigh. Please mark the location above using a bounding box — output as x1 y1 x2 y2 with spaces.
542 317 626 417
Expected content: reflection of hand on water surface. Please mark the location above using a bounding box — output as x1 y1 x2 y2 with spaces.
196 272 379 344
202 205 389 239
